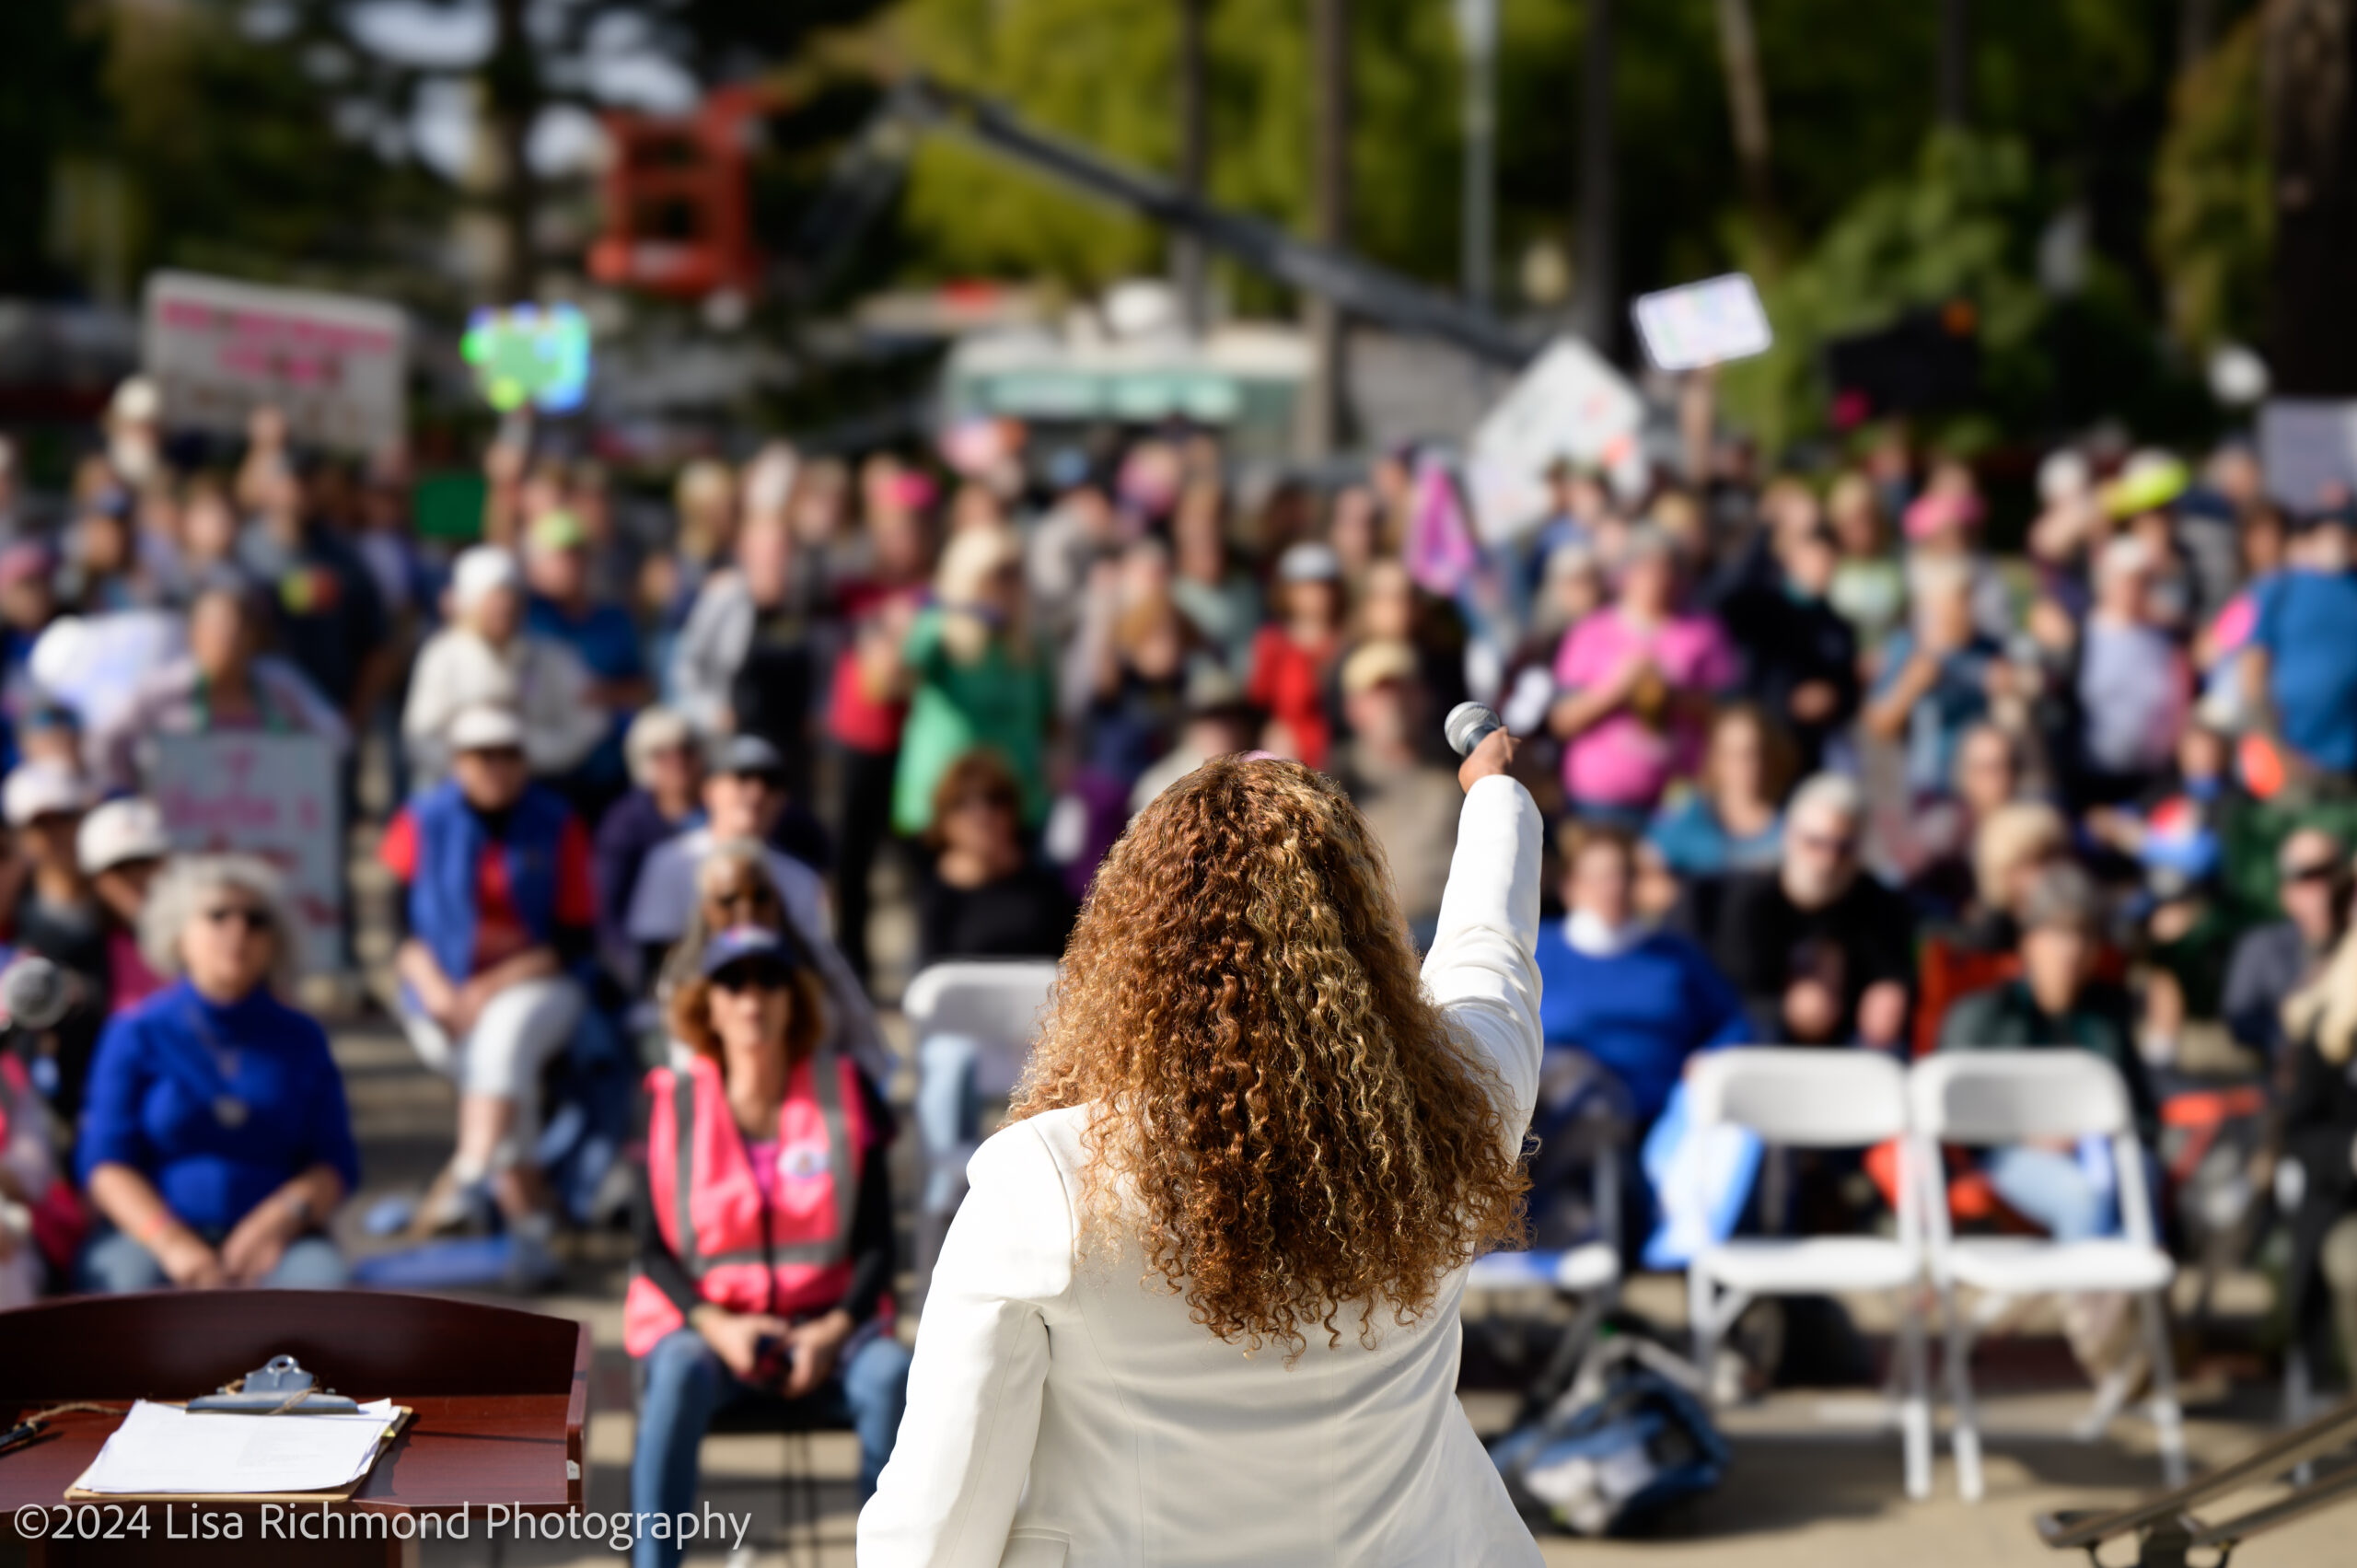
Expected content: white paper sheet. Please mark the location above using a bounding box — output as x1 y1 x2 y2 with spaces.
75 1400 398 1495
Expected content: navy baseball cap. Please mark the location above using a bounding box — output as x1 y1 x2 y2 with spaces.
714 735 785 780
698 924 802 981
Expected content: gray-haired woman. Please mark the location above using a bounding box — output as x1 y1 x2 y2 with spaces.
75 855 358 1292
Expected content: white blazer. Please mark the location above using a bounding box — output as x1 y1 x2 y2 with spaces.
859 775 1546 1568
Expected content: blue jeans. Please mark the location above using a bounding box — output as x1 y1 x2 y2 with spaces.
76 1227 350 1292
1983 1143 2135 1242
630 1324 911 1568
916 1033 986 1219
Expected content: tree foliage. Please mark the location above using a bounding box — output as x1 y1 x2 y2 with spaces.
2151 11 2270 354
1720 131 2050 457
97 3 447 299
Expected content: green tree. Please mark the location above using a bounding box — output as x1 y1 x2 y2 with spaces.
888 0 1465 295
97 3 447 301
1718 131 2050 457
2151 12 2270 354
0 6 104 294
267 0 895 301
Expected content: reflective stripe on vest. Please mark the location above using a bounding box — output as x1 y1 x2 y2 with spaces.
669 1050 859 1277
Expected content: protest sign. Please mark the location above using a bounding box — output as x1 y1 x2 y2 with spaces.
1631 273 1772 371
143 271 407 454
1467 334 1647 539
148 734 344 975
2258 398 2357 511
29 611 186 736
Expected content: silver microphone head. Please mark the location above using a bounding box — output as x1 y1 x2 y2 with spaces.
1444 701 1504 758
1 955 70 1033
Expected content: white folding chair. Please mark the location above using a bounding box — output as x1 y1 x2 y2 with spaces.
900 958 1061 1099
1909 1051 2186 1502
1686 1048 1932 1500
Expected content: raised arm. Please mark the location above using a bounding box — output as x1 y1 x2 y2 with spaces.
1421 734 1545 1146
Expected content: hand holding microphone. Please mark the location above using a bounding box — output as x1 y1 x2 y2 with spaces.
1446 702 1517 792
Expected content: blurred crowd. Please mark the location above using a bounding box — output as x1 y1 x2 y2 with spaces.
4 371 2357 1557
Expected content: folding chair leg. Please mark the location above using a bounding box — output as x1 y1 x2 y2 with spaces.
2288 1346 2316 1486
2078 1364 2135 1441
2140 1291 2187 1488
1897 1287 1932 1502
1688 1271 1718 1405
1941 1285 1984 1503
1521 1286 1617 1420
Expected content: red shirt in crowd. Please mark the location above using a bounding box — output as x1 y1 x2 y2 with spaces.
1247 624 1341 772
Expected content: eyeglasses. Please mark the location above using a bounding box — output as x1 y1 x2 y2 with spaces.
466 746 527 766
2284 861 2341 887
710 964 790 994
712 887 779 914
202 905 273 934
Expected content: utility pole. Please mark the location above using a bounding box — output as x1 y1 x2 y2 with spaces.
1571 0 1616 352
1937 0 1969 129
1453 0 1498 315
1304 0 1351 457
1173 0 1211 334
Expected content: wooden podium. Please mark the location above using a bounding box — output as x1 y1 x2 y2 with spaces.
0 1290 588 1565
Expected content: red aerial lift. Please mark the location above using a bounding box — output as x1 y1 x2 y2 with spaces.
587 83 772 302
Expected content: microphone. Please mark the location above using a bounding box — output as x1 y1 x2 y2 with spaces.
1 956 71 1033
1444 701 1506 759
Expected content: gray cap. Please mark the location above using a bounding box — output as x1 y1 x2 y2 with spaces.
714 734 785 779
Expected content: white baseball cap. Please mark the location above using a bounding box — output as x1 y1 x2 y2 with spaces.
78 796 172 874
451 546 523 613
108 376 161 426
448 703 527 754
4 762 93 829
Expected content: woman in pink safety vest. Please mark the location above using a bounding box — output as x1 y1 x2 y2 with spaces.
625 926 907 1568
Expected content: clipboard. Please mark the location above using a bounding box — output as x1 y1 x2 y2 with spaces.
61 1404 413 1504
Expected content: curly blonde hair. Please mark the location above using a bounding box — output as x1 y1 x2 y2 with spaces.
1011 755 1527 1355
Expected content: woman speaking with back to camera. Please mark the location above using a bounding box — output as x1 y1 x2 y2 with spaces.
860 729 1542 1567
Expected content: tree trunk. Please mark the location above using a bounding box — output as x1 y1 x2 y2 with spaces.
2265 0 2357 395
1173 0 1210 333
487 0 540 303
1713 0 1776 244
2178 0 2219 75
1303 0 1351 457
1937 0 1969 128
1572 0 1617 352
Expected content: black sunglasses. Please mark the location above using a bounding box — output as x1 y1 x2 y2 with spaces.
710 961 792 994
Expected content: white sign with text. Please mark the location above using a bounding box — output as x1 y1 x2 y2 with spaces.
143 271 407 454
1468 335 1647 537
149 733 344 975
1631 273 1772 371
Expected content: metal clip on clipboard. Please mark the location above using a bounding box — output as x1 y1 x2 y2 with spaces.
184 1354 360 1415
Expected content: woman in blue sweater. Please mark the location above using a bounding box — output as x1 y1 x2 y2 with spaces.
1534 826 1750 1132
76 855 358 1291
